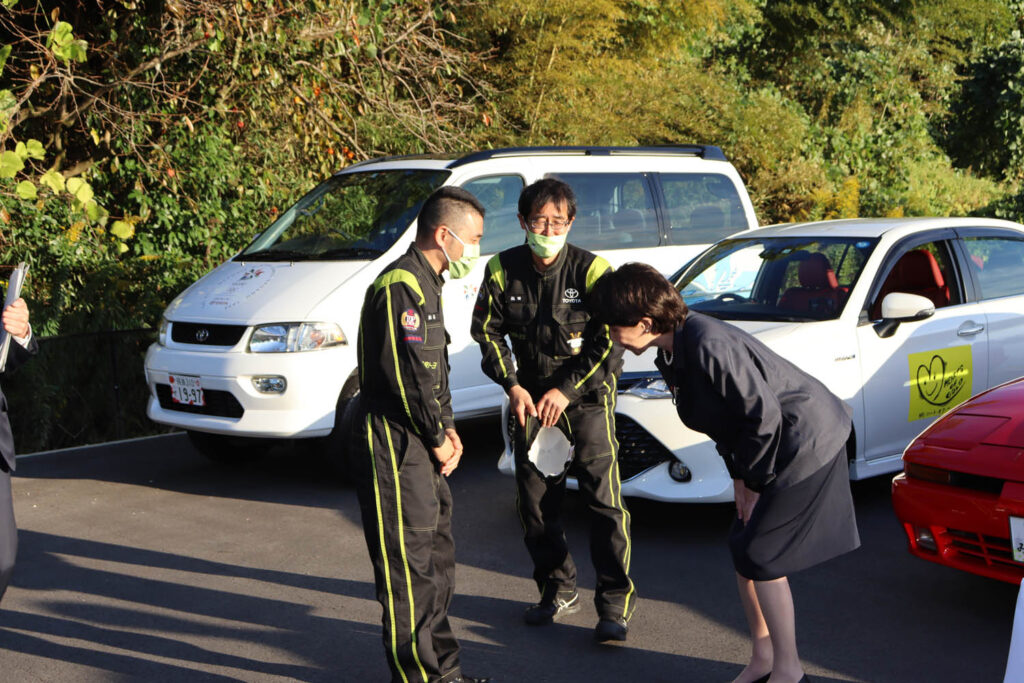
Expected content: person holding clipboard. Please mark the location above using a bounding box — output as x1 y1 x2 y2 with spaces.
0 263 37 603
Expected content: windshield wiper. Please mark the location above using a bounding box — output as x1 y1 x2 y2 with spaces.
315 246 385 259
236 249 313 262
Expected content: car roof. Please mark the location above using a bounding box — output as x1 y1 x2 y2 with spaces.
739 217 1024 240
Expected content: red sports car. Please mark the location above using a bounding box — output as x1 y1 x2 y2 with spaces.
892 377 1024 583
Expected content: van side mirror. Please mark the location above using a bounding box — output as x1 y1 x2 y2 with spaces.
874 292 935 338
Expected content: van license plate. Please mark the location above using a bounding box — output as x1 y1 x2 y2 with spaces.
169 374 205 406
1011 516 1024 563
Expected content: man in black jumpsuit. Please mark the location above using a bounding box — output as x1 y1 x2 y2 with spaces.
470 178 636 642
353 186 489 683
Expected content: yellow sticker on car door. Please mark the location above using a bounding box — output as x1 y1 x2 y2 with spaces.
908 345 972 421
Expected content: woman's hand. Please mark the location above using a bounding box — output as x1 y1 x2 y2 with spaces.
733 479 760 524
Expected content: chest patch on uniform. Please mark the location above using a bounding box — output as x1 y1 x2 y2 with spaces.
563 287 582 304
426 312 439 322
401 309 420 331
568 332 583 353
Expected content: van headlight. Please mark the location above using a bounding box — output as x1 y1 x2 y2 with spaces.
158 318 169 346
248 322 347 353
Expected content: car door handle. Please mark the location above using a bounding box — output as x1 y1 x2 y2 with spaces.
957 322 985 337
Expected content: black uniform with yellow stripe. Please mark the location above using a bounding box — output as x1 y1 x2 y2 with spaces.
353 243 461 683
470 242 636 623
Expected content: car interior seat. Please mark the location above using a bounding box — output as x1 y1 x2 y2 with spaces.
777 252 844 315
871 248 950 319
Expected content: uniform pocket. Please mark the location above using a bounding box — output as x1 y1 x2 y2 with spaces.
551 305 589 357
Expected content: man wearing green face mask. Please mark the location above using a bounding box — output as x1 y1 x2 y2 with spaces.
471 178 636 643
354 186 490 683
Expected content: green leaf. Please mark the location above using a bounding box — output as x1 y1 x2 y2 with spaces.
40 168 65 192
0 150 24 178
0 45 11 76
13 141 27 160
110 220 135 239
66 177 95 204
25 139 45 160
15 180 36 200
0 0 17 8
48 22 88 63
84 199 108 224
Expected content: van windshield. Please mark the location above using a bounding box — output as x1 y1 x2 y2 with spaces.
237 169 450 261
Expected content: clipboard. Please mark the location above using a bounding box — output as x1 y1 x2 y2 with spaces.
0 262 29 373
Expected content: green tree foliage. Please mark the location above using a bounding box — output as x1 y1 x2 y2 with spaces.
0 0 491 334
0 0 1021 338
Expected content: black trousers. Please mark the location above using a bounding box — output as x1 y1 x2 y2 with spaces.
353 411 461 683
0 464 15 603
512 386 636 622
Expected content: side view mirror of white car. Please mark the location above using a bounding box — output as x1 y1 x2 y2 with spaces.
881 292 935 321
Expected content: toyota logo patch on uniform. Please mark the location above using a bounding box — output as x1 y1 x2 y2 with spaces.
563 287 582 304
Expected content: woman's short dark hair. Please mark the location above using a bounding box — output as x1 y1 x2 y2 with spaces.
590 262 688 333
518 177 577 219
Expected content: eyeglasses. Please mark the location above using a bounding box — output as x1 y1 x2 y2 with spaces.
527 217 571 233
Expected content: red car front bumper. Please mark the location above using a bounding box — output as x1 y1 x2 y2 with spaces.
892 473 1024 584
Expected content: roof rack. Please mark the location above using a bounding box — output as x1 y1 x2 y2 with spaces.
447 144 727 168
341 153 453 171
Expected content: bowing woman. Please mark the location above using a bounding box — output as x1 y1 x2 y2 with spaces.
590 263 860 683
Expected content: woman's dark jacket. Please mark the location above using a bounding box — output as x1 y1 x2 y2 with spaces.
654 312 852 492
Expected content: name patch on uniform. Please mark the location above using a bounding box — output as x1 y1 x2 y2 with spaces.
401 309 420 331
563 287 582 304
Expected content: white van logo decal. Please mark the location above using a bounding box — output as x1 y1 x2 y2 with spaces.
204 265 275 310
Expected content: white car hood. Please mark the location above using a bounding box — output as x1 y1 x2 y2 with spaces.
164 259 371 324
727 318 800 343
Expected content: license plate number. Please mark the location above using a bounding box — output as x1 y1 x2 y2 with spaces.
1011 516 1024 564
169 374 205 407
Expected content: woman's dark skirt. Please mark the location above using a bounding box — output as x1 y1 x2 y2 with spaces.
730 446 860 581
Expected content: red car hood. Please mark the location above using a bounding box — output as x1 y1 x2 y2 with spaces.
904 378 1024 482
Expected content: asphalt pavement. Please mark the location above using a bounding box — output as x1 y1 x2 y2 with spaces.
0 418 1015 682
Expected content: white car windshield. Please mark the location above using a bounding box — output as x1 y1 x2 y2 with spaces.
237 169 451 261
675 236 878 321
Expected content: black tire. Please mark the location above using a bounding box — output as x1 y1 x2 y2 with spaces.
186 430 272 464
308 386 361 480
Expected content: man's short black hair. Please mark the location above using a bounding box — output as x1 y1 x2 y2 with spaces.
417 186 486 239
518 177 577 220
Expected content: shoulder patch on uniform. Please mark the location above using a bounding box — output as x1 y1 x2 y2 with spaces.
401 309 420 331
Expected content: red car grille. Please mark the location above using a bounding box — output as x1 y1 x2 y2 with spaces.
945 528 1018 569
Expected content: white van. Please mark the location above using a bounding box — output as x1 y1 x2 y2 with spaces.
143 146 758 466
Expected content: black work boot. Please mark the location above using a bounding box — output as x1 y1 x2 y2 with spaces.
594 616 628 642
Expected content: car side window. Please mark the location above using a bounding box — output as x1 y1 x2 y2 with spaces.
660 173 749 245
551 173 660 250
869 240 963 319
462 175 525 255
962 236 1024 300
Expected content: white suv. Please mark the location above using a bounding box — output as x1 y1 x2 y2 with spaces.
143 145 758 466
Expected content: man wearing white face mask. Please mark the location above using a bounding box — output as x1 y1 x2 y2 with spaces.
353 186 490 683
471 178 636 642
